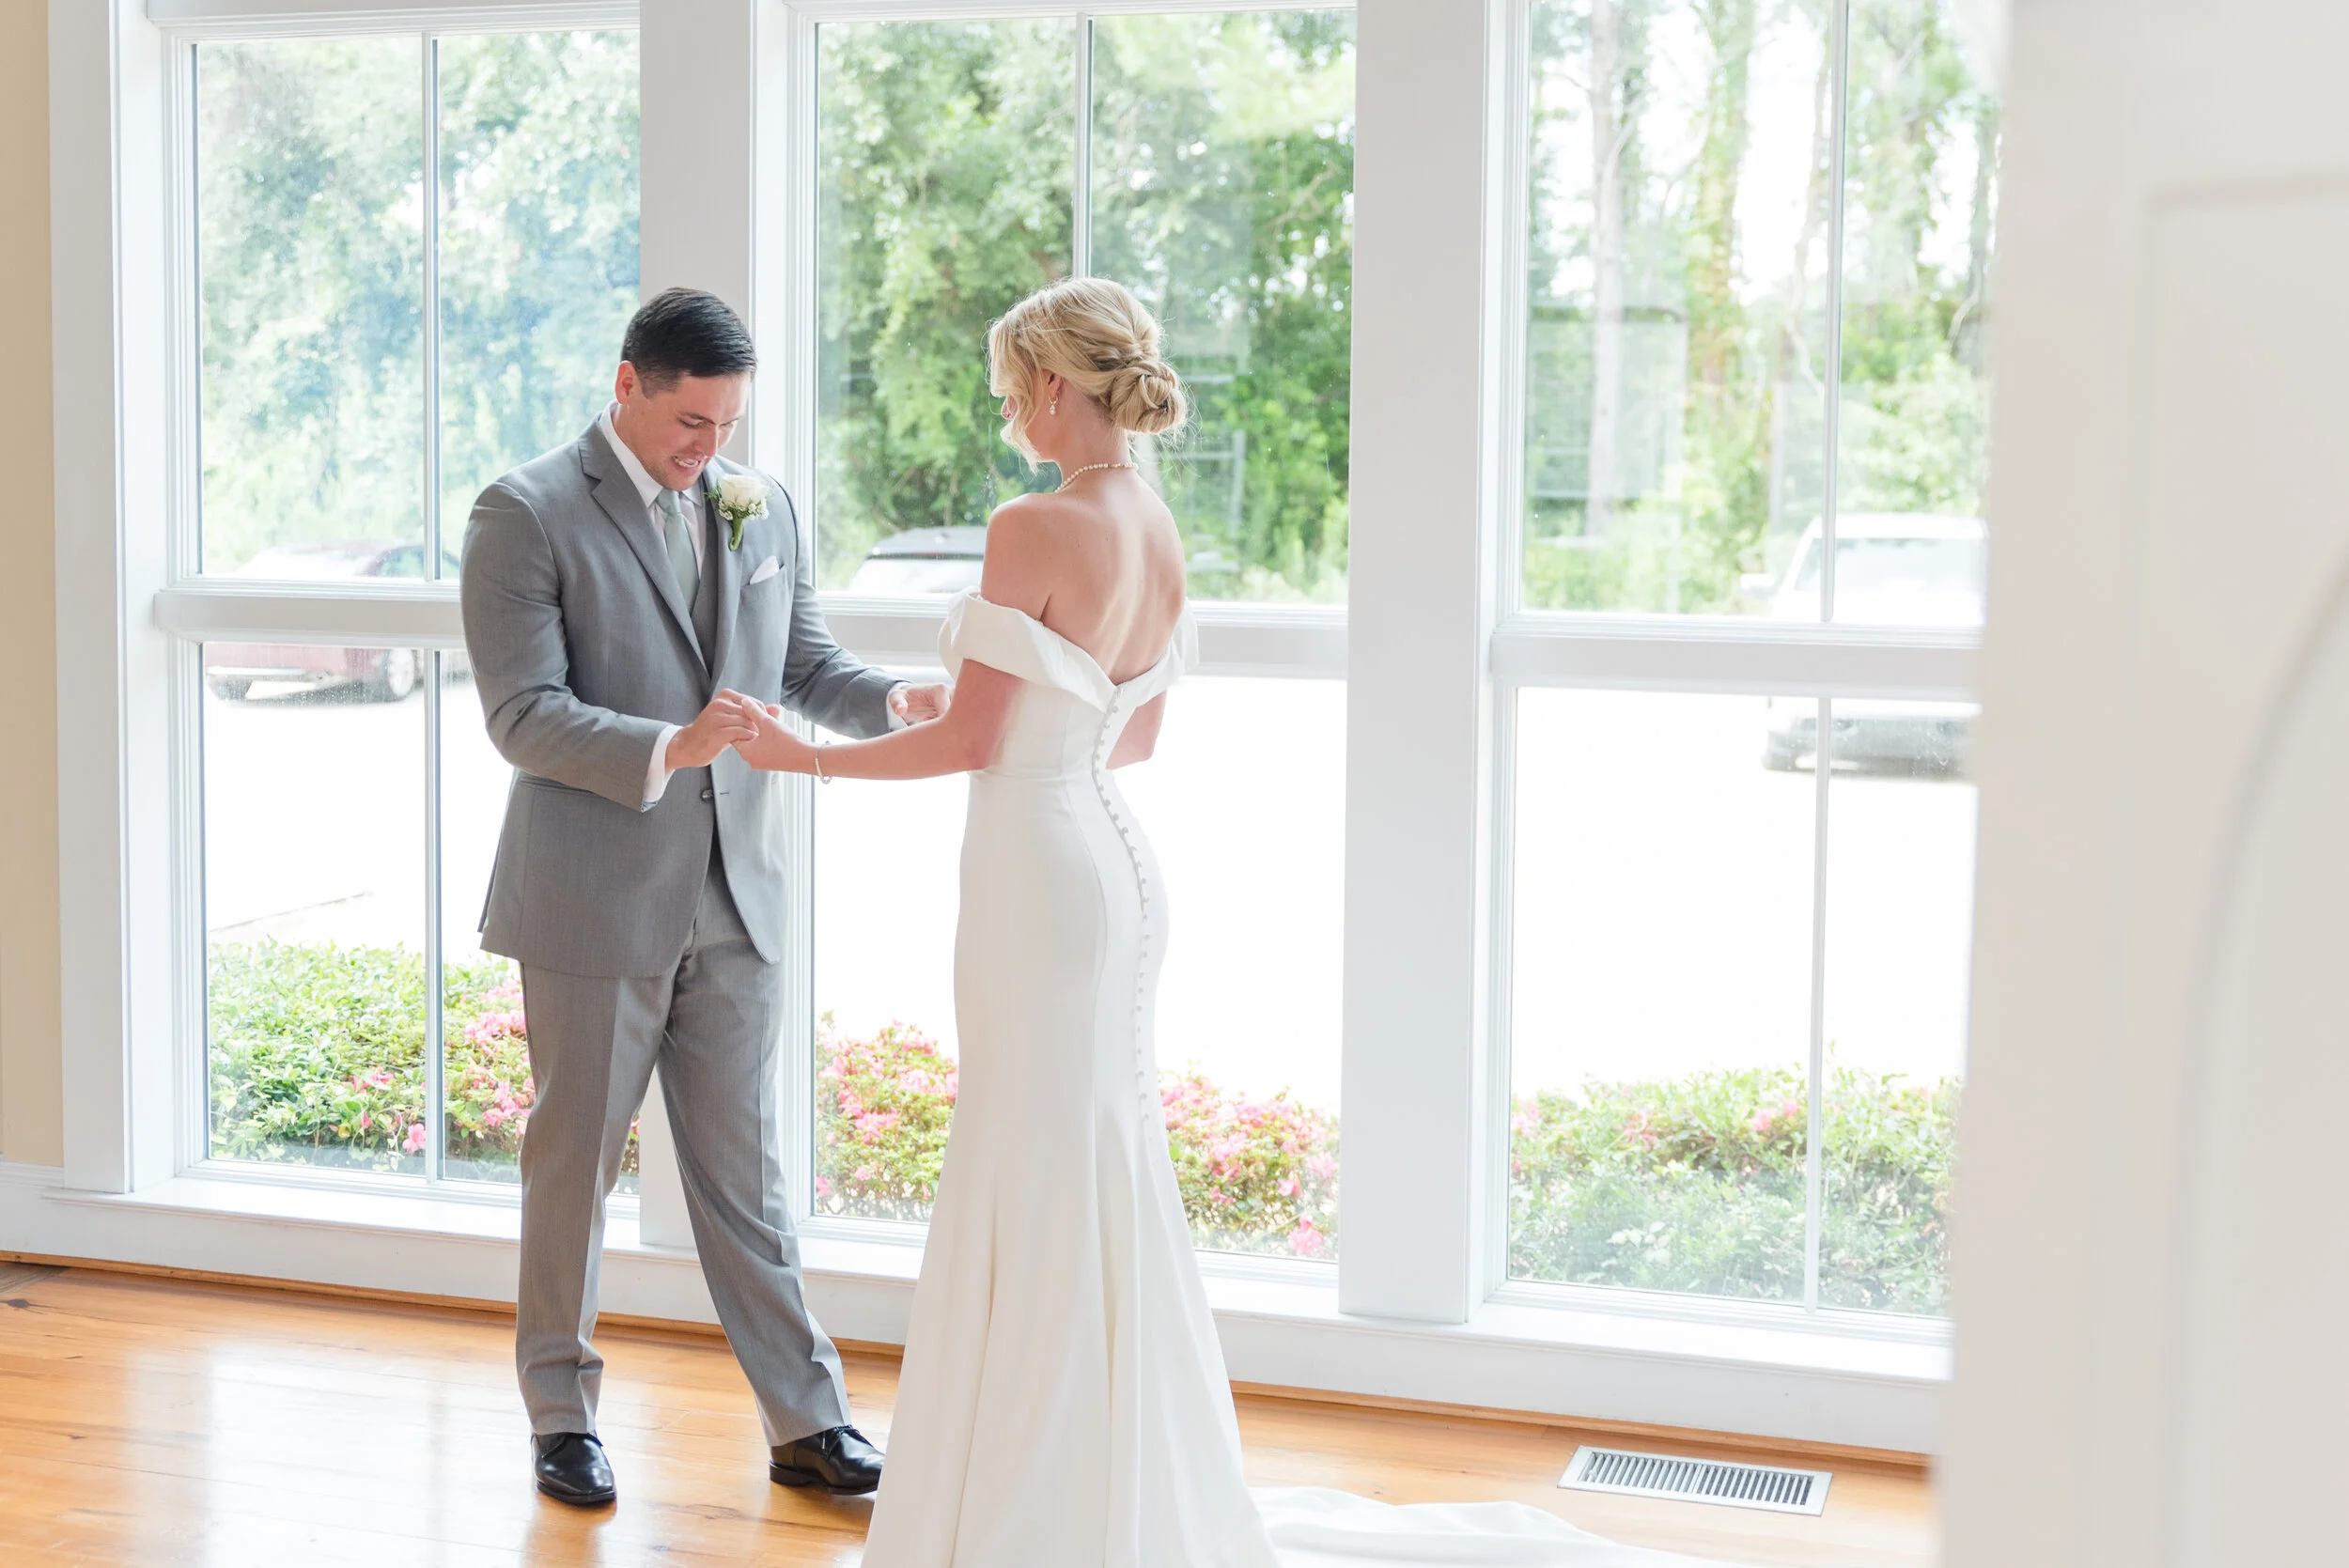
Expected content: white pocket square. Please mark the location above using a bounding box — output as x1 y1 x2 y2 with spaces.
747 554 781 585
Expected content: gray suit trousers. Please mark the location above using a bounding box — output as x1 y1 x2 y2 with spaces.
515 850 848 1446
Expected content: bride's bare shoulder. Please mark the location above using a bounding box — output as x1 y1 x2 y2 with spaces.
979 492 1081 616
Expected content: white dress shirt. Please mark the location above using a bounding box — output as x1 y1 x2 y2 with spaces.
598 404 905 806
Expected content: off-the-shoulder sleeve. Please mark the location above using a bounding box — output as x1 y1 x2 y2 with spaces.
938 589 1116 709
1116 609 1197 707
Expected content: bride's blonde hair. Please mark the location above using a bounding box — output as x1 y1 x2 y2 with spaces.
988 277 1188 460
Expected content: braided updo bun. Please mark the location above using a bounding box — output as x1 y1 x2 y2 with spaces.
988 277 1190 458
1101 357 1186 436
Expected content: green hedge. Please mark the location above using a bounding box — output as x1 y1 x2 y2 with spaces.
208 941 620 1179
1511 1064 1956 1315
205 943 1953 1309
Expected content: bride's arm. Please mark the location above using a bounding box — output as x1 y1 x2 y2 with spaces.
725 660 1023 780
734 499 1061 780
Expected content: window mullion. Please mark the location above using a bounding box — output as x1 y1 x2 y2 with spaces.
425 657 448 1184
422 34 448 1184
1804 695 1831 1310
1073 13 1093 276
1804 0 1851 1307
1820 0 1852 624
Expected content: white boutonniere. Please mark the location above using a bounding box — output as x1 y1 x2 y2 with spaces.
712 473 770 551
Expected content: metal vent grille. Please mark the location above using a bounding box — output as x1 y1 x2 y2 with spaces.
1558 1446 1831 1516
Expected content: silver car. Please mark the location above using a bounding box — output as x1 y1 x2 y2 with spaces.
847 526 989 595
1746 513 1984 774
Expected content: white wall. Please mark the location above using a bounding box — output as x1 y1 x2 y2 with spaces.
1946 1 2349 1561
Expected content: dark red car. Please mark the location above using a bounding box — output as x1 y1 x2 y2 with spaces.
203 540 441 703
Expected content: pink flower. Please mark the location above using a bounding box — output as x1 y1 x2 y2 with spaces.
1307 1154 1336 1179
1277 1177 1298 1197
854 1110 901 1141
815 1176 833 1198
359 1110 372 1133
1287 1222 1327 1258
403 1123 428 1155
484 1109 507 1130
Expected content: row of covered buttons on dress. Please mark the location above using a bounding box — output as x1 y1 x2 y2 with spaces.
1094 695 1159 1121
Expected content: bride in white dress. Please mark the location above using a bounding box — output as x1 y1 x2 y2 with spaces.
730 279 1730 1568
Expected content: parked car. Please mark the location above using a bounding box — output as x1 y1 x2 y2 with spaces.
843 525 1238 595
204 540 447 703
847 526 989 595
1745 514 1984 773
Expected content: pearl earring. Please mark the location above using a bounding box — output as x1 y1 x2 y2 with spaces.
1049 396 1058 417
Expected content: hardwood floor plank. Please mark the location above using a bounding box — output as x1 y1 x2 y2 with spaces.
0 1268 1935 1565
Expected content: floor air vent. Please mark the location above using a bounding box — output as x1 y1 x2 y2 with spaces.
1558 1446 1831 1515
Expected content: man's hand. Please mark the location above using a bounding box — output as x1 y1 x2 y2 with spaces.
666 693 763 771
892 682 953 725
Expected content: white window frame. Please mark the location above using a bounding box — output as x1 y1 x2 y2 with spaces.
35 0 1954 1453
760 0 1350 1273
1473 0 1979 1328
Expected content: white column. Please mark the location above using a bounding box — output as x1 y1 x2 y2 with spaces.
1337 0 1503 1324
641 0 758 455
51 0 176 1192
632 0 766 1250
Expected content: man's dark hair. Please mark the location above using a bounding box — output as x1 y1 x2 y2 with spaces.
619 287 758 390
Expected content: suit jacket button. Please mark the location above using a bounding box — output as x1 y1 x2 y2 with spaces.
699 787 715 802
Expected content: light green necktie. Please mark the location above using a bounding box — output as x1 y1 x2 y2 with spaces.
657 487 699 605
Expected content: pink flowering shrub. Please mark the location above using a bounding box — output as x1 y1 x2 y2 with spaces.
1158 1072 1339 1259
813 1015 1341 1260
810 1017 960 1222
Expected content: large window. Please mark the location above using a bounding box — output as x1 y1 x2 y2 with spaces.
803 10 1354 1264
1499 0 1991 1317
128 1 1983 1411
1519 0 1993 621
814 11 1354 603
192 27 640 1185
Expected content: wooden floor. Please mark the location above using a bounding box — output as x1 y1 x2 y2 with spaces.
0 1264 1935 1565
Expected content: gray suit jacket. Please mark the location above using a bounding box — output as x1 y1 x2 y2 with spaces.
461 421 896 978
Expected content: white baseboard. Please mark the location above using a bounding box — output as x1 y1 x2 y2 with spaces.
0 1161 67 1192
2 1172 1946 1454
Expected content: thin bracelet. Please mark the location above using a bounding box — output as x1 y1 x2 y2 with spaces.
813 746 831 784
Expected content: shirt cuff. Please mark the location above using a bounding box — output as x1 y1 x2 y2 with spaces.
644 723 683 806
886 682 910 732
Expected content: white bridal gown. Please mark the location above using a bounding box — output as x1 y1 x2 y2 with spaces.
860 590 1737 1568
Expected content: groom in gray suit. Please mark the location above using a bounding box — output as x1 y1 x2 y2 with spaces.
460 288 944 1507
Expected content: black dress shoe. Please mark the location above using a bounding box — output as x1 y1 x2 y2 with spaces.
770 1424 884 1495
534 1431 616 1506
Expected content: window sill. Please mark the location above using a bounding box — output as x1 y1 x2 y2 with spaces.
9 1172 1946 1453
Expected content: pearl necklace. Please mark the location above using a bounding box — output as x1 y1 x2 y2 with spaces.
1057 460 1136 491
